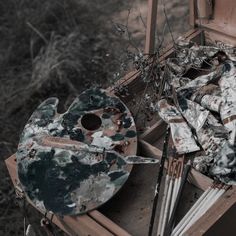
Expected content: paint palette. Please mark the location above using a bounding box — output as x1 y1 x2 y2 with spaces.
16 88 138 215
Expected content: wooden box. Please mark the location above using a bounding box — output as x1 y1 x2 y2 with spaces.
5 0 236 235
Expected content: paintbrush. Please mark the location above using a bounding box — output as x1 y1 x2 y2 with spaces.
148 126 170 236
164 158 191 236
157 158 172 236
157 157 174 236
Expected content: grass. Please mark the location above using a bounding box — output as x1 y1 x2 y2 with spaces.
0 0 132 234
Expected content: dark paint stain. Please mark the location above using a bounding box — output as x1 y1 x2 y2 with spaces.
19 149 127 215
223 62 231 73
110 133 124 141
109 171 127 181
115 102 126 113
122 116 132 128
102 113 111 119
125 130 137 138
69 128 84 142
177 94 188 112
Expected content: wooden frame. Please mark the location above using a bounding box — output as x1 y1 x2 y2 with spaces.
145 0 158 54
111 0 236 233
5 0 236 235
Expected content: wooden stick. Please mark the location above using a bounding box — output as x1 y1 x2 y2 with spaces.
161 179 173 235
157 176 170 236
148 126 170 236
169 162 180 219
145 0 159 54
164 160 191 236
176 159 184 199
157 160 172 236
160 161 175 236
171 186 211 236
172 187 216 236
181 186 226 235
174 162 182 200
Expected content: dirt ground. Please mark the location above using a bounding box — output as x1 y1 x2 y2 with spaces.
0 0 189 235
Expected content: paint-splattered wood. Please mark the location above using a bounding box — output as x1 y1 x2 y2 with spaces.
5 154 131 236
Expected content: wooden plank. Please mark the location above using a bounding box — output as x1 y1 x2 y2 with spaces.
197 20 236 40
194 0 236 40
89 211 131 236
145 0 158 54
108 70 140 94
184 186 236 236
63 215 113 236
204 29 236 46
187 167 213 191
139 139 163 160
140 119 166 143
5 155 116 236
5 155 18 186
189 0 196 27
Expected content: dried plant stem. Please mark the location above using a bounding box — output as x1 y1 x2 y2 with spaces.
26 21 48 44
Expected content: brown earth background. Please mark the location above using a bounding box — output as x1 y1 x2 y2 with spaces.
0 0 189 235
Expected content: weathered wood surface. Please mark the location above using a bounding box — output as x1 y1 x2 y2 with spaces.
191 0 236 46
189 0 196 27
145 0 158 54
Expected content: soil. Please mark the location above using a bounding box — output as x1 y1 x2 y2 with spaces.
0 0 189 235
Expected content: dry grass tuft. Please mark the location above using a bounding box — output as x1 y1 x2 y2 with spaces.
0 0 131 234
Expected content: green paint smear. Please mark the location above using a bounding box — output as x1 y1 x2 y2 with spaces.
125 130 136 138
111 133 124 141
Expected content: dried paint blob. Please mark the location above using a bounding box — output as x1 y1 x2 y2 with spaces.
16 88 137 215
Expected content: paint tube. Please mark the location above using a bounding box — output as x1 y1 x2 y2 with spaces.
157 99 200 154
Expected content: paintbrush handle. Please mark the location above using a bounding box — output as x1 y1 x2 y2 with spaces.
157 175 170 236
171 187 211 236
164 161 191 236
181 188 225 235
173 188 215 236
161 178 174 236
148 126 170 236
